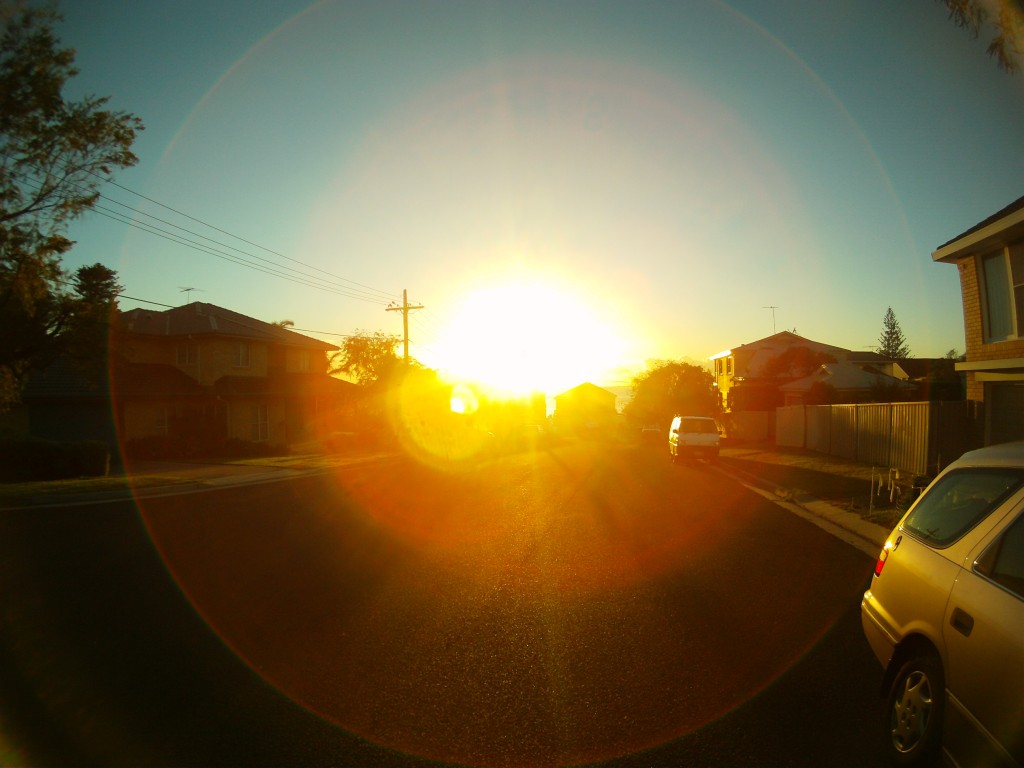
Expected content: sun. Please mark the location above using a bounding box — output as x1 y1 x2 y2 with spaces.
427 278 626 397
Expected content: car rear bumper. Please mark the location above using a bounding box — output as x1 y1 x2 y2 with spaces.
861 590 897 669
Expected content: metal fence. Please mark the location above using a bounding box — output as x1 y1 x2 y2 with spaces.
776 401 984 477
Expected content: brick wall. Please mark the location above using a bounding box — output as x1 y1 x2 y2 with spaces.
956 254 1024 403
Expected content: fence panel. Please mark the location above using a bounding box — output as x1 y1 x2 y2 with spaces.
856 403 893 467
828 405 857 460
932 400 985 473
766 400 983 476
806 406 831 454
890 403 930 476
776 406 805 448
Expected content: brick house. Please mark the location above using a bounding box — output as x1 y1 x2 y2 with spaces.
933 194 1024 444
112 302 356 451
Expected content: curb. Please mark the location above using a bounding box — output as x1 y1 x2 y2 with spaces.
712 461 890 557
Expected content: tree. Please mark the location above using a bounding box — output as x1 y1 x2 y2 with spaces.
942 0 1023 73
804 381 838 406
877 307 912 359
760 346 836 379
0 2 142 409
623 361 718 427
64 262 122 377
330 331 403 386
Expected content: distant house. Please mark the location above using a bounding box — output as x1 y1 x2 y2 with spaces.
778 360 915 406
933 194 1024 444
710 331 870 411
709 330 958 411
553 382 618 434
115 301 354 449
13 302 357 456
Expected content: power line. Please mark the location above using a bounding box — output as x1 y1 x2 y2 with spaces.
114 292 396 340
89 171 398 302
91 196 393 303
91 203 390 304
7 164 400 304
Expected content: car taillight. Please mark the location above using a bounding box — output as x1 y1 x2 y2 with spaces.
874 542 892 577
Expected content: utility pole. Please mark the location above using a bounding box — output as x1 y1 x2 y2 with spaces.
386 289 424 365
763 305 779 334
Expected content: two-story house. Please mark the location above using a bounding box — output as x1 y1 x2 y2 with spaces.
116 301 353 450
933 194 1024 444
710 331 871 411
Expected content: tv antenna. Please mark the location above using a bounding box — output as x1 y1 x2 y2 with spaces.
763 305 779 334
179 286 204 303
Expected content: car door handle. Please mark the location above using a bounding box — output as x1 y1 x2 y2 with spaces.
950 607 974 637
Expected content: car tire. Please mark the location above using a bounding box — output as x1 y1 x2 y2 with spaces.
884 651 945 766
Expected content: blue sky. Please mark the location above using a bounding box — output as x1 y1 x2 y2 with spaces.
57 0 1024 392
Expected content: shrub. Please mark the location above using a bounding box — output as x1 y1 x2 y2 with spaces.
0 438 110 481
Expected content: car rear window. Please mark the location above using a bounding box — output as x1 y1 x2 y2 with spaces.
903 468 1024 547
680 418 717 434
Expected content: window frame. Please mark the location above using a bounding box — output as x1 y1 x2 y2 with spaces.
251 404 269 442
176 343 198 366
979 241 1024 343
233 342 251 368
974 509 1024 600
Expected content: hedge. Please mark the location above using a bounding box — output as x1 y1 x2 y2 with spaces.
0 439 110 482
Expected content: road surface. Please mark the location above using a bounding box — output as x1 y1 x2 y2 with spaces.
0 441 886 766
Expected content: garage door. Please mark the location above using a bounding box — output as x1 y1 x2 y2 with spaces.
988 382 1024 443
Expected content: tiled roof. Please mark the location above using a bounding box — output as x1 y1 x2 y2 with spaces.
554 382 616 401
112 361 210 399
779 361 915 393
120 302 338 350
936 194 1024 250
22 358 208 401
215 373 358 398
21 356 110 401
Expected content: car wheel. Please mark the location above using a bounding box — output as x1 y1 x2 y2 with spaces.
885 651 945 766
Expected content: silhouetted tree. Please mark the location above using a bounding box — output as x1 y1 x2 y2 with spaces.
0 3 142 409
804 381 838 405
877 307 912 359
941 0 1022 73
330 331 404 386
624 361 717 427
760 346 836 379
64 263 122 381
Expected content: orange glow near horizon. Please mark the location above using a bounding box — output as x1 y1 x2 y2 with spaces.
427 277 628 397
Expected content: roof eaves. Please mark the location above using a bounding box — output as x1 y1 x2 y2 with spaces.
933 194 1024 263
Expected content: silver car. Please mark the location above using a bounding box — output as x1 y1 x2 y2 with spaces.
861 441 1024 767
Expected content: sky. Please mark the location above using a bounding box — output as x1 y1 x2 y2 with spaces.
53 0 1024 394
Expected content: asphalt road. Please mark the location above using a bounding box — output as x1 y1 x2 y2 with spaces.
0 442 888 767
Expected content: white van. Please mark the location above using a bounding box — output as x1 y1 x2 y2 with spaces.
668 416 720 462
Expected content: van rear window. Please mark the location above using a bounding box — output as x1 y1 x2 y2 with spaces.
680 419 717 434
903 468 1024 547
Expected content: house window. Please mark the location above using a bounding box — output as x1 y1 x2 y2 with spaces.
176 344 198 366
251 404 268 442
298 350 310 372
981 241 1024 342
727 357 734 376
233 342 251 368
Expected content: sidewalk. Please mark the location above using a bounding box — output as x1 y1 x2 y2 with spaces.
716 445 899 556
0 452 396 508
1 445 903 559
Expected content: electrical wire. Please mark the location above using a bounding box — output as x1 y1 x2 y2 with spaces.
88 170 399 302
